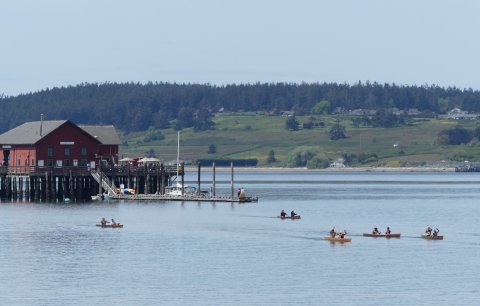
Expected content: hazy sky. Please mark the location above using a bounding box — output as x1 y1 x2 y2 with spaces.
1 0 480 96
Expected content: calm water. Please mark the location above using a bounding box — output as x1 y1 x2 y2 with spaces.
1 171 480 305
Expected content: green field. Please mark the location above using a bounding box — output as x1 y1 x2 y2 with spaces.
119 114 480 167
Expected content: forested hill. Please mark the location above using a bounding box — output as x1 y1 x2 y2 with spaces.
1 82 480 133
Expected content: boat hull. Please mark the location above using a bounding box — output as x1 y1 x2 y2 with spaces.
323 236 351 242
277 216 301 220
421 235 443 240
96 224 124 228
363 233 401 238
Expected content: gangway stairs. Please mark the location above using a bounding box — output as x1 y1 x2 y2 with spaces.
90 170 117 196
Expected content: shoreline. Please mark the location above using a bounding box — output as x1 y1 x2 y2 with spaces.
186 166 456 172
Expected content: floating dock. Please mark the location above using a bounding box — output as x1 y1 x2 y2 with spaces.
112 194 258 203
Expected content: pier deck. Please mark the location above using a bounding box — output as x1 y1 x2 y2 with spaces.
112 194 258 203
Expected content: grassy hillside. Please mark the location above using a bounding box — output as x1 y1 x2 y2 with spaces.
119 114 480 167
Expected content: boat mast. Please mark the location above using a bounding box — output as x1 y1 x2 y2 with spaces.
176 131 180 182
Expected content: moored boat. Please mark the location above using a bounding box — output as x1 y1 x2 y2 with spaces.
96 224 124 228
92 194 113 201
421 235 443 240
239 196 258 202
363 233 401 238
277 215 301 220
323 236 351 242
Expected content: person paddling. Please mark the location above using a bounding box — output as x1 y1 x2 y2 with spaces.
372 227 381 235
425 225 432 237
385 227 391 235
100 217 108 226
290 210 297 218
330 227 336 238
280 210 287 218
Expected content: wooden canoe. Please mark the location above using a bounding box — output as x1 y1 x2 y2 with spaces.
277 216 301 220
96 224 124 228
421 235 443 240
363 233 401 238
323 236 351 242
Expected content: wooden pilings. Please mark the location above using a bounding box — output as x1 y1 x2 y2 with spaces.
0 163 192 203
0 173 97 203
212 162 216 197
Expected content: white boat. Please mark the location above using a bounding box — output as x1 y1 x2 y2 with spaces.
165 184 208 197
164 132 209 198
91 194 113 201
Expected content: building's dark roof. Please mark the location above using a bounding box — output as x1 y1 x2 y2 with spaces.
0 120 121 145
0 120 68 145
79 125 121 145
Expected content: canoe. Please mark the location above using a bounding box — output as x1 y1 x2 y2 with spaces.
277 216 301 220
323 236 351 242
96 224 124 228
239 196 258 203
421 235 443 240
363 233 401 238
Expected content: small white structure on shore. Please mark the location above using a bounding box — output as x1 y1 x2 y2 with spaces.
330 159 345 168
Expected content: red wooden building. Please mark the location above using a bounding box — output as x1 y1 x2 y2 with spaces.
0 120 120 171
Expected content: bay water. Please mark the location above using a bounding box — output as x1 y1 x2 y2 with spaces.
1 171 479 305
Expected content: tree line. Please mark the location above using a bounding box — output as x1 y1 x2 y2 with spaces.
1 81 480 132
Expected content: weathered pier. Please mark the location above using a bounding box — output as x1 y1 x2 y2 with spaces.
0 162 257 203
0 163 182 202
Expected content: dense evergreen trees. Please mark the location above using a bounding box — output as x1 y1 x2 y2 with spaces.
1 81 480 133
285 116 300 131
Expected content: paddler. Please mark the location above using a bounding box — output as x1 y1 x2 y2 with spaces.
290 210 297 218
100 217 108 226
425 225 432 236
280 210 287 218
372 227 381 235
330 227 336 238
338 230 347 239
385 227 391 235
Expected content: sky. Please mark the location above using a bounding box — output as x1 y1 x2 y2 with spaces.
1 0 480 96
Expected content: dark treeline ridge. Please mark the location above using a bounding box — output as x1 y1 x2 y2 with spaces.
1 81 480 133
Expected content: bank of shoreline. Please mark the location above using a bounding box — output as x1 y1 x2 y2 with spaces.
186 166 456 172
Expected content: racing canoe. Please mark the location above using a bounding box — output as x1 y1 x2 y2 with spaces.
323 236 351 242
363 233 401 238
96 224 124 228
421 235 443 240
277 216 301 220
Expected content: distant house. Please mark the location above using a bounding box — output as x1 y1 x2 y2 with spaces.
280 111 295 117
407 108 421 116
0 120 120 169
349 109 377 116
332 107 346 114
447 108 478 120
330 159 345 168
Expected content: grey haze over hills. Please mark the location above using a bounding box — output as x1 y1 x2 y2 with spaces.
1 0 480 96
